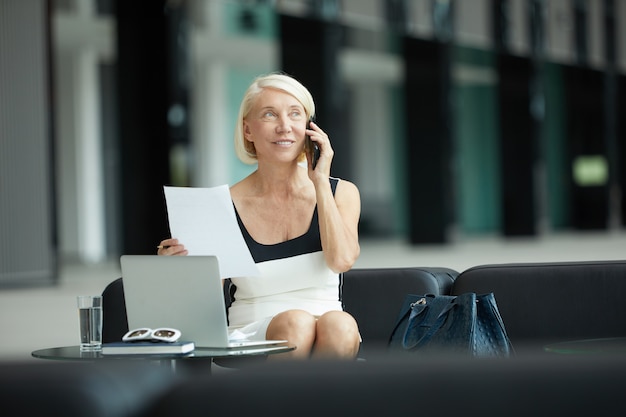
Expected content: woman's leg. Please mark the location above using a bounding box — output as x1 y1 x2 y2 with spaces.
266 309 317 359
312 311 360 359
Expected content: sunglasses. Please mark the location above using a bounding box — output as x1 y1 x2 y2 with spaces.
122 327 181 343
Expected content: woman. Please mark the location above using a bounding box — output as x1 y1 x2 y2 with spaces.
158 73 361 359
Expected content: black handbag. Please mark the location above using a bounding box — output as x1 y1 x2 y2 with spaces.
388 293 514 357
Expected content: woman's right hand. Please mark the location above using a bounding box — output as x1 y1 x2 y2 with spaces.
157 238 188 256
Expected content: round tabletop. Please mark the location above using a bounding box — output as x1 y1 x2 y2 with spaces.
544 337 626 355
32 344 295 362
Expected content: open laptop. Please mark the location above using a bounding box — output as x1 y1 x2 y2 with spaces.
119 255 287 349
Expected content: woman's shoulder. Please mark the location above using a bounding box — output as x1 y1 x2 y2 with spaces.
331 176 357 190
332 177 360 200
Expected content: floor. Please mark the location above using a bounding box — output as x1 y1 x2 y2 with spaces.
2 231 625 362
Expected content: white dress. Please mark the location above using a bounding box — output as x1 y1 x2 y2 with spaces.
227 178 344 340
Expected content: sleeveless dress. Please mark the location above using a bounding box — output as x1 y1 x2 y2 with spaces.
227 178 343 341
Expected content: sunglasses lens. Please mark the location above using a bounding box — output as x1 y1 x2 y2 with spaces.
128 329 149 338
154 330 175 338
122 328 155 342
151 328 180 342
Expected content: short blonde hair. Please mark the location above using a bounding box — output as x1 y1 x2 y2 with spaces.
234 73 316 164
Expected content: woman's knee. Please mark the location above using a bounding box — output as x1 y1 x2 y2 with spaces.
266 310 317 359
317 311 359 336
314 311 361 357
266 309 317 339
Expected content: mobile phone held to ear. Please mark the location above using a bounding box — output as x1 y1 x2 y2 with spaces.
306 136 320 170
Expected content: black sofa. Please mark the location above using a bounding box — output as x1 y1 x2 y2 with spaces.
102 259 626 355
8 260 626 417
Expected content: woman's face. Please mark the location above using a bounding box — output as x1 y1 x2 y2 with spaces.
243 88 307 164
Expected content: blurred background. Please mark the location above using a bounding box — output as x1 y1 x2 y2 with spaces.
2 0 626 361
1 0 626 284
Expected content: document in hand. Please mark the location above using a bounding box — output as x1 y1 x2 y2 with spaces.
163 185 260 278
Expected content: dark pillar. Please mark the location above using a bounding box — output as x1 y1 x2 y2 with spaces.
279 11 351 181
565 66 607 230
165 3 192 187
398 0 455 244
565 1 608 230
116 1 189 254
402 37 454 244
492 0 537 236
497 55 536 236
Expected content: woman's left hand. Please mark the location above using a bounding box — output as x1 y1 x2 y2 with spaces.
305 121 333 180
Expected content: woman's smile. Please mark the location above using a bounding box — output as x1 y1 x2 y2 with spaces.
274 140 295 147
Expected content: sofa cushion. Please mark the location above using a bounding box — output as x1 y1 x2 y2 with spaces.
451 260 626 350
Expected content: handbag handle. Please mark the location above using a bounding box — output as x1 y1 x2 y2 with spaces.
402 296 456 349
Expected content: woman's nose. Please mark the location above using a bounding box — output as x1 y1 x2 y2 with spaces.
276 117 292 132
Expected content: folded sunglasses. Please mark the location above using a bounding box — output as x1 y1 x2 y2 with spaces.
122 327 181 343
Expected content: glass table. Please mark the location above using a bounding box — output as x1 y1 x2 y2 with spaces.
32 344 295 373
544 337 626 355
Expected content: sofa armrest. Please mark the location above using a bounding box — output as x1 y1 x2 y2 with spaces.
342 267 458 356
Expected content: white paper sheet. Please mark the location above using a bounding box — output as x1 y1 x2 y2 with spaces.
163 185 260 278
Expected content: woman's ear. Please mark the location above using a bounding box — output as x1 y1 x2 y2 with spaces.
243 121 253 141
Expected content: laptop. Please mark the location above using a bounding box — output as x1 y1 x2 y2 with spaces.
119 255 287 349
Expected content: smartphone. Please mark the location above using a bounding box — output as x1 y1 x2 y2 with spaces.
306 136 320 170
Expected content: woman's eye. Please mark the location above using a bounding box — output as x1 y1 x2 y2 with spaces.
262 112 276 119
290 111 303 119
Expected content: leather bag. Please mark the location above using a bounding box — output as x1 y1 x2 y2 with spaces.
388 293 513 357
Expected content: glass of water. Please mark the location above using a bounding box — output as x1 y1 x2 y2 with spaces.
77 295 103 351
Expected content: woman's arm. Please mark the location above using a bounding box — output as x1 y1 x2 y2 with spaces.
315 179 361 273
306 122 360 272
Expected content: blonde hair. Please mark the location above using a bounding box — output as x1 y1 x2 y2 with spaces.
234 73 316 164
